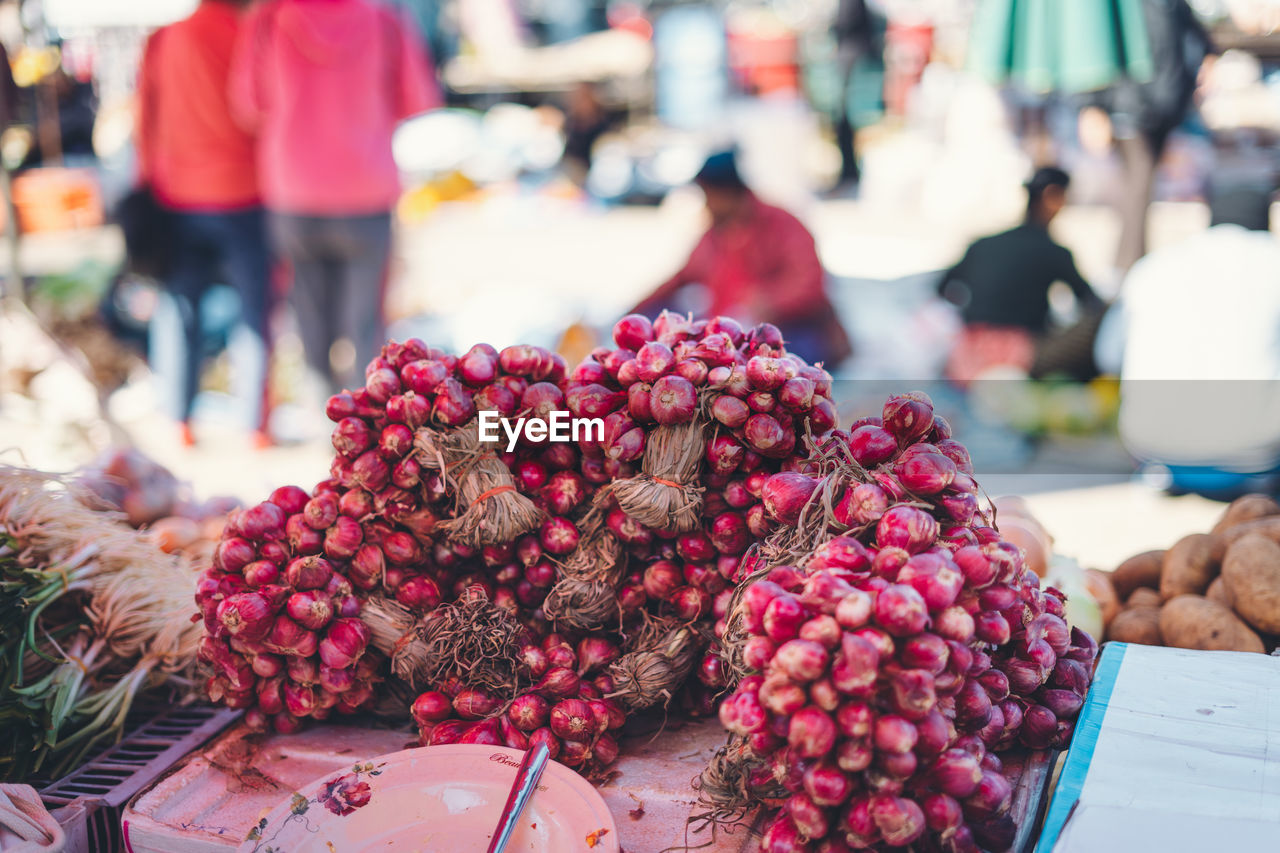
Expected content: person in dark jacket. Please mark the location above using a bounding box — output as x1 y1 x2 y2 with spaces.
940 167 1100 333
939 167 1104 382
1099 0 1212 271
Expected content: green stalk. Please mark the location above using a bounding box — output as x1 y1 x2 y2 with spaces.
0 469 202 783
46 665 151 777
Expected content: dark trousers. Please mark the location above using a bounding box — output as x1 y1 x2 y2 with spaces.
163 207 271 426
834 44 862 186
269 212 392 394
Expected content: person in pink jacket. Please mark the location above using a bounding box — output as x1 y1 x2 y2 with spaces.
230 0 439 393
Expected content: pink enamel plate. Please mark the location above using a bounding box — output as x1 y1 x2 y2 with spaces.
236 744 619 853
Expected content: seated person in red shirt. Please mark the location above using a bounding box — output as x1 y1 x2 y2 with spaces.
634 151 851 366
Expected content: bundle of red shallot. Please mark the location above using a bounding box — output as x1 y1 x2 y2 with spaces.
541 313 831 642
607 614 705 711
541 522 627 630
332 340 551 548
325 339 583 627
711 559 1093 851
196 485 377 733
699 391 1097 851
595 314 834 531
361 584 526 698
197 338 548 722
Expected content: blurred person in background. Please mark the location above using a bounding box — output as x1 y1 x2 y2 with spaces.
0 44 16 135
230 0 439 395
1097 0 1212 272
561 82 614 185
55 69 98 164
830 0 878 192
633 151 851 366
938 167 1105 384
23 67 98 169
136 0 270 447
1106 171 1280 498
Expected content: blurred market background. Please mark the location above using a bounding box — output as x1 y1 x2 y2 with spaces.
2 0 1280 567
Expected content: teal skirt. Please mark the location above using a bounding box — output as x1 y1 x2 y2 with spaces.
967 0 1154 94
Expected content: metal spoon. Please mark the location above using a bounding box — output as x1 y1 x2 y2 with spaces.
486 742 550 853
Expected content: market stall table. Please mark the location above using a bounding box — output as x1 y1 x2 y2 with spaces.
122 718 1054 852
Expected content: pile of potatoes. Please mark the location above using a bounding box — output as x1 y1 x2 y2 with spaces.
1104 494 1280 654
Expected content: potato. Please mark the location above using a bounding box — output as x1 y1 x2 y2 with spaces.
1127 588 1162 609
1211 494 1280 537
1221 534 1280 635
1159 534 1223 601
1111 550 1164 600
1106 606 1163 646
1205 576 1234 609
1222 516 1280 547
1084 568 1121 629
1158 595 1264 653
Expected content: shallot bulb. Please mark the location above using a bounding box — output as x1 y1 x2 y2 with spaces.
882 391 934 445
762 472 822 525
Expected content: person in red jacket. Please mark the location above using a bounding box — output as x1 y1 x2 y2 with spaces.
230 0 440 394
635 151 851 366
137 0 271 446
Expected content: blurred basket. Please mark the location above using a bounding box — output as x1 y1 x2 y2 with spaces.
7 167 104 233
34 704 240 853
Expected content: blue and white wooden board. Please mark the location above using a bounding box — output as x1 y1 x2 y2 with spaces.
1037 642 1280 852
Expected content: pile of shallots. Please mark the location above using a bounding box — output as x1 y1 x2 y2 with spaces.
555 313 836 711
707 392 1096 852
197 338 569 738
392 313 837 764
196 320 1094 805
196 313 838 776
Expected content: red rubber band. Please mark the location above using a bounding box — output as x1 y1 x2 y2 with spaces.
392 631 416 658
472 484 516 504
